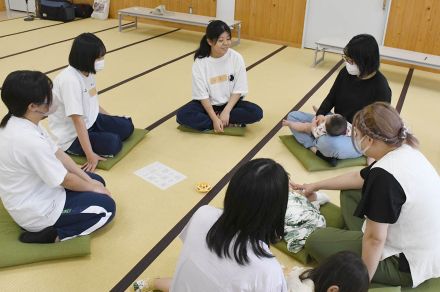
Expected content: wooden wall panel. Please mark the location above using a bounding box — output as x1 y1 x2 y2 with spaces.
0 0 6 12
84 0 306 46
385 0 440 55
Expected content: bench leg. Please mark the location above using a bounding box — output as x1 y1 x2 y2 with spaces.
232 23 241 47
313 46 326 67
119 14 139 32
118 13 122 32
236 23 241 45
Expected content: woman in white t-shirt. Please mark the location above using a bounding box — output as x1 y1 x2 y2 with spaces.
49 33 134 172
294 102 440 288
176 20 263 132
146 159 288 292
0 71 115 243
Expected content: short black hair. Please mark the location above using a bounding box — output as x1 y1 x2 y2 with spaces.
206 158 289 265
300 251 370 292
1 71 53 128
326 114 348 136
69 33 106 74
343 34 380 78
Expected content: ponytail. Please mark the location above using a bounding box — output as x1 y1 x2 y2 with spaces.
194 35 211 60
0 112 12 128
398 126 419 148
405 133 419 148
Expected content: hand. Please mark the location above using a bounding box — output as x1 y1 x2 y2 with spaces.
311 116 319 128
315 115 326 125
82 152 106 172
212 117 224 133
219 110 230 127
290 182 317 197
92 184 112 196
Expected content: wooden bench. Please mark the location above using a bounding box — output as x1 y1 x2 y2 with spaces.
118 7 242 46
313 37 440 70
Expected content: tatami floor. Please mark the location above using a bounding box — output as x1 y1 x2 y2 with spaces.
0 17 439 292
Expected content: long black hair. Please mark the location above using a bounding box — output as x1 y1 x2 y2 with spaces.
1 71 53 128
206 158 289 265
343 34 380 78
300 251 370 292
194 20 231 60
69 33 106 74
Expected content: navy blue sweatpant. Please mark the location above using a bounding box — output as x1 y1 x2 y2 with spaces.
54 173 116 240
176 100 263 131
67 113 134 157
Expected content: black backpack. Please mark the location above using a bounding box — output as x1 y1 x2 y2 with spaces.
74 4 93 18
40 0 75 22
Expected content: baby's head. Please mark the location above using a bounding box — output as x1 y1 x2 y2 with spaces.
325 114 348 136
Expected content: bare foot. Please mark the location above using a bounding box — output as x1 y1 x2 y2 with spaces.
282 119 295 128
282 120 312 133
312 105 318 112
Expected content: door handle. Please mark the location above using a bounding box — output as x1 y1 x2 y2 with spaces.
383 0 387 10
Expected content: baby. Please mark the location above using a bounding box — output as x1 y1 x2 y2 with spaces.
283 114 351 139
284 182 329 253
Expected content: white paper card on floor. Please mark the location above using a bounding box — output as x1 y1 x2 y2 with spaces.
134 162 187 190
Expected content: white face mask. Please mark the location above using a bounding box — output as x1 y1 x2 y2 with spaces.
353 135 371 155
95 59 105 72
36 103 58 117
345 62 360 76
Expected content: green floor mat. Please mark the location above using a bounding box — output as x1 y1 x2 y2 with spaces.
279 135 367 171
69 128 148 170
177 125 246 136
0 202 90 268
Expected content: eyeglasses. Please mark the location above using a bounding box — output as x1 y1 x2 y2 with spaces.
342 54 354 65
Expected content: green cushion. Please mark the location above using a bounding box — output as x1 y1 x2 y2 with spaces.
272 240 311 264
69 128 148 170
279 135 367 171
369 277 440 291
0 202 90 268
273 202 343 264
177 125 246 136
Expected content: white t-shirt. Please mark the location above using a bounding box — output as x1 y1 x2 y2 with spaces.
192 48 248 106
49 66 100 150
0 117 67 232
171 205 287 292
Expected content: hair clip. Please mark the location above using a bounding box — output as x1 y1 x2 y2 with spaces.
399 126 409 139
